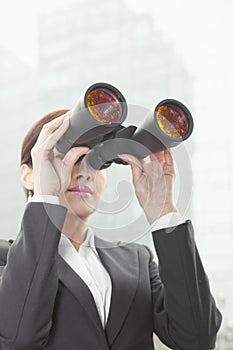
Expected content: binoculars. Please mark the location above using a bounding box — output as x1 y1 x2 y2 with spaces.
55 82 193 170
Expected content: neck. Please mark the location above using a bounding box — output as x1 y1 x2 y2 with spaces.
62 210 89 252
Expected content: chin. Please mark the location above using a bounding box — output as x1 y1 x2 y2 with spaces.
60 192 98 218
70 206 95 219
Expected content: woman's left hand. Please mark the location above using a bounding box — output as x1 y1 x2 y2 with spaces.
118 149 177 224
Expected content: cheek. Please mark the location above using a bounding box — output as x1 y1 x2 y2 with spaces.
95 172 107 194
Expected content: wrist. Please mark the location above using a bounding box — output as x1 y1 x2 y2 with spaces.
144 203 177 225
160 202 177 216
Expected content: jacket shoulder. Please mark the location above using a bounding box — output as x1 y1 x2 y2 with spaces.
116 240 152 257
0 239 13 265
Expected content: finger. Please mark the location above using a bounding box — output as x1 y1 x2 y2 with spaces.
62 146 90 169
164 148 174 166
118 153 143 184
36 110 72 145
54 146 90 194
140 158 146 164
38 115 71 152
149 150 165 163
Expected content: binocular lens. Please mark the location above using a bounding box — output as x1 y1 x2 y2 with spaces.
87 89 123 124
156 105 189 139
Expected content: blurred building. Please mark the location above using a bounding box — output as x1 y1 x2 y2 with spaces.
0 46 37 237
37 0 193 109
192 78 233 325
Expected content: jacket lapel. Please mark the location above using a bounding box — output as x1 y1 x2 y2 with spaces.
94 235 139 347
57 235 139 347
57 255 104 333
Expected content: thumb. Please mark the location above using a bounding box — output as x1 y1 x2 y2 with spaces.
118 153 143 184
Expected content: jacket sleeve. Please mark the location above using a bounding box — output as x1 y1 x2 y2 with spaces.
146 219 222 350
0 202 67 350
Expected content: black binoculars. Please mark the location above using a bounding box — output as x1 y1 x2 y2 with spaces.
55 82 193 170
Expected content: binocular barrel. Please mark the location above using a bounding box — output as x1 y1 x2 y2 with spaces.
55 82 127 156
55 83 194 170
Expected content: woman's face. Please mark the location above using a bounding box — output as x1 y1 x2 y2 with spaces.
59 158 107 219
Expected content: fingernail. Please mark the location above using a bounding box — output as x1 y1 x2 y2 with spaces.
118 154 128 160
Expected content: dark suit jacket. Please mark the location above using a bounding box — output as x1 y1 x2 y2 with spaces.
0 202 222 350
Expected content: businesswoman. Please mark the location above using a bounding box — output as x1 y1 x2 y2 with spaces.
0 109 222 350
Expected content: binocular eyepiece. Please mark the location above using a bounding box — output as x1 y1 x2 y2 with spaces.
55 82 193 170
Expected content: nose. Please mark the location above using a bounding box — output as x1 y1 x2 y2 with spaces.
76 173 92 181
73 160 95 182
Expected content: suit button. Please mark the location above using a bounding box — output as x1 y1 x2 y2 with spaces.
41 339 47 347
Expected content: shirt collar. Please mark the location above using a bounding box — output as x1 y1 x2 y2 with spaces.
60 227 99 256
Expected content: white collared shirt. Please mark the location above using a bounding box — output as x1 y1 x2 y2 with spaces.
58 227 112 328
27 194 185 328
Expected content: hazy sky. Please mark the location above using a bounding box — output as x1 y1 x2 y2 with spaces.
0 0 232 71
1 0 233 157
0 0 37 65
1 0 232 145
1 0 232 107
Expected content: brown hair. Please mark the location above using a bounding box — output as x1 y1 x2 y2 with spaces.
20 109 69 199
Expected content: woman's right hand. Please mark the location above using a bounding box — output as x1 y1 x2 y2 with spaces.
31 110 90 196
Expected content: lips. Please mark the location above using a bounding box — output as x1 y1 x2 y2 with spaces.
68 185 93 194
